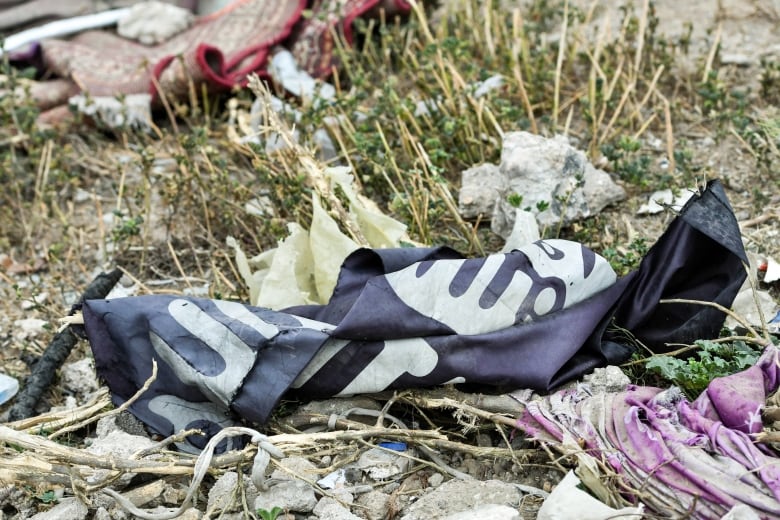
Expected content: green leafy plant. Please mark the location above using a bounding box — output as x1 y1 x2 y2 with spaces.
602 237 649 276
645 340 761 399
256 506 283 520
35 490 58 504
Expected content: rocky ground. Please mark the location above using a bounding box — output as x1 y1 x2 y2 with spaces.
0 0 779 519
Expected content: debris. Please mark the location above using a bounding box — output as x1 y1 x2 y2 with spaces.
269 48 336 103
13 318 48 340
355 490 391 520
517 346 780 518
637 187 695 215
8 268 122 421
536 471 643 520
765 256 780 283
60 358 99 400
500 209 540 252
117 1 194 45
0 373 19 407
357 447 412 480
399 479 522 520
208 471 258 514
82 181 748 444
313 497 363 520
29 497 88 520
254 481 318 514
228 166 409 308
582 365 631 394
69 94 153 131
0 8 132 57
318 469 348 490
442 504 520 520
488 132 625 237
4 0 411 118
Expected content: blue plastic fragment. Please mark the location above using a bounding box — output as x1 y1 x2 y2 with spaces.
378 441 407 452
0 373 19 407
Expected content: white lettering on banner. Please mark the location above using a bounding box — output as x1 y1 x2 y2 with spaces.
336 338 438 396
385 240 616 335
150 299 256 407
213 299 280 338
523 240 616 308
385 253 534 335
148 394 238 453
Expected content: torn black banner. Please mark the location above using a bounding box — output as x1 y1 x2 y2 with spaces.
82 180 746 451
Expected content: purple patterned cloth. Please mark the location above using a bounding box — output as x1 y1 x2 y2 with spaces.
517 347 780 518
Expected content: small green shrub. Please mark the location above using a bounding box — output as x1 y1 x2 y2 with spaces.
645 340 761 399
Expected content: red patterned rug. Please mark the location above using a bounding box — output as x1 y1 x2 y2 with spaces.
6 0 410 115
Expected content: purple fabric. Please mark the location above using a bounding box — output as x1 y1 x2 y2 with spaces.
516 346 780 518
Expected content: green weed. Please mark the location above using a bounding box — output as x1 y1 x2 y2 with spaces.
645 340 762 399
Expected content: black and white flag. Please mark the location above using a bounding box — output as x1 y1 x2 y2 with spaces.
82 180 747 451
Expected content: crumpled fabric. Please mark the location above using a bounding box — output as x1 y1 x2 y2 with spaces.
79 180 749 456
5 0 410 113
516 346 780 519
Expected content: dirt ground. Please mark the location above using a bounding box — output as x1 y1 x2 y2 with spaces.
0 0 779 518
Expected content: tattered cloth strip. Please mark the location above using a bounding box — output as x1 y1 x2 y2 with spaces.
6 0 410 110
517 346 780 519
79 180 748 454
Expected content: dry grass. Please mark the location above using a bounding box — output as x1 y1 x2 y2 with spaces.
0 0 779 517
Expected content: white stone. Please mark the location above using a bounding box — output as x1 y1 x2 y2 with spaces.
537 471 643 520
30 497 88 520
271 456 320 481
313 497 363 520
255 480 317 513
61 358 99 397
400 480 522 520
356 490 391 520
428 473 445 488
357 447 410 480
491 132 625 238
13 318 48 340
583 366 631 394
208 471 258 513
442 504 520 520
21 291 48 309
85 429 157 486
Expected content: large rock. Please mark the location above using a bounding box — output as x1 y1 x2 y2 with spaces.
490 132 625 237
400 479 522 520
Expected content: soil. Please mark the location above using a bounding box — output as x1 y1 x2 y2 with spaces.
0 0 779 519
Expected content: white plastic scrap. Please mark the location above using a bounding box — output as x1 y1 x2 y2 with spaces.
269 49 336 103
765 256 780 284
637 188 694 215
0 9 131 56
229 166 409 309
537 471 644 520
69 94 153 131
